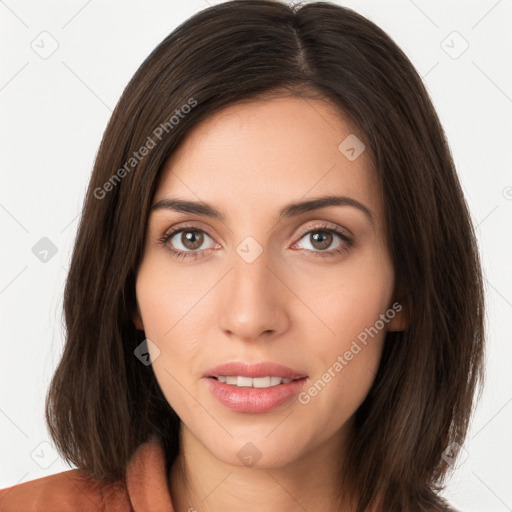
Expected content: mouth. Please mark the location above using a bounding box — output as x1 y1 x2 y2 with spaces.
208 375 304 388
204 361 308 414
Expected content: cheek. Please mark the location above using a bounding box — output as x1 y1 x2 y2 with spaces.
298 326 386 439
136 265 202 418
294 249 393 415
295 248 395 346
134 260 201 401
135 255 214 345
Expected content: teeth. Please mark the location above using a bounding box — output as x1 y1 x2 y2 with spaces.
253 376 271 388
238 376 253 387
215 376 293 388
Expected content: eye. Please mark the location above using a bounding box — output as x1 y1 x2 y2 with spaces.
293 224 352 258
158 226 216 260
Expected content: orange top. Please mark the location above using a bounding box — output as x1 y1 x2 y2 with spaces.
0 438 175 511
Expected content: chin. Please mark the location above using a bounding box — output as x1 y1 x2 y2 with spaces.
202 427 309 470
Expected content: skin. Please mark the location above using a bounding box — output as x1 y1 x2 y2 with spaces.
133 95 407 512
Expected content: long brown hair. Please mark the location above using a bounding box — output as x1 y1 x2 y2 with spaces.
45 1 485 510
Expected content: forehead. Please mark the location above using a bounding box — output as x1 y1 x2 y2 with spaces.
154 96 381 221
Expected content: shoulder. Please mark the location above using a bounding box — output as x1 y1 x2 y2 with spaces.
0 468 130 512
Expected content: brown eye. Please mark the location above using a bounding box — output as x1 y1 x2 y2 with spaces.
292 224 353 258
160 227 216 257
309 231 333 251
296 228 346 253
179 230 204 250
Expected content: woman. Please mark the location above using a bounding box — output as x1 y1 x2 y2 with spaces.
0 1 484 511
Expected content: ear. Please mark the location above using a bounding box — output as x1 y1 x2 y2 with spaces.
132 301 145 331
387 285 410 332
387 303 408 332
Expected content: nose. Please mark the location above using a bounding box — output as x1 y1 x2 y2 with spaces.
217 246 290 343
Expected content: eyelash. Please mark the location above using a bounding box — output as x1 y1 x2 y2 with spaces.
157 223 353 261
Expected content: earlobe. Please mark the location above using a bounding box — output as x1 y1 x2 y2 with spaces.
387 291 410 332
387 307 408 332
132 303 145 331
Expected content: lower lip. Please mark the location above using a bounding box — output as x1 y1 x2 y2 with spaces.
205 377 308 414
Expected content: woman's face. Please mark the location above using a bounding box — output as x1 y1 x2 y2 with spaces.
134 95 405 469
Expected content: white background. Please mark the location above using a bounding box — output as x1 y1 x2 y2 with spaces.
1 1 511 510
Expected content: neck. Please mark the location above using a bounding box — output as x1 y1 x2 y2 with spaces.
168 422 358 512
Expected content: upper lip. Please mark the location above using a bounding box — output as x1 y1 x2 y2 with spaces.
205 361 308 380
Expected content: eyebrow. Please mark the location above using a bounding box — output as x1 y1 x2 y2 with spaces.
150 195 375 224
